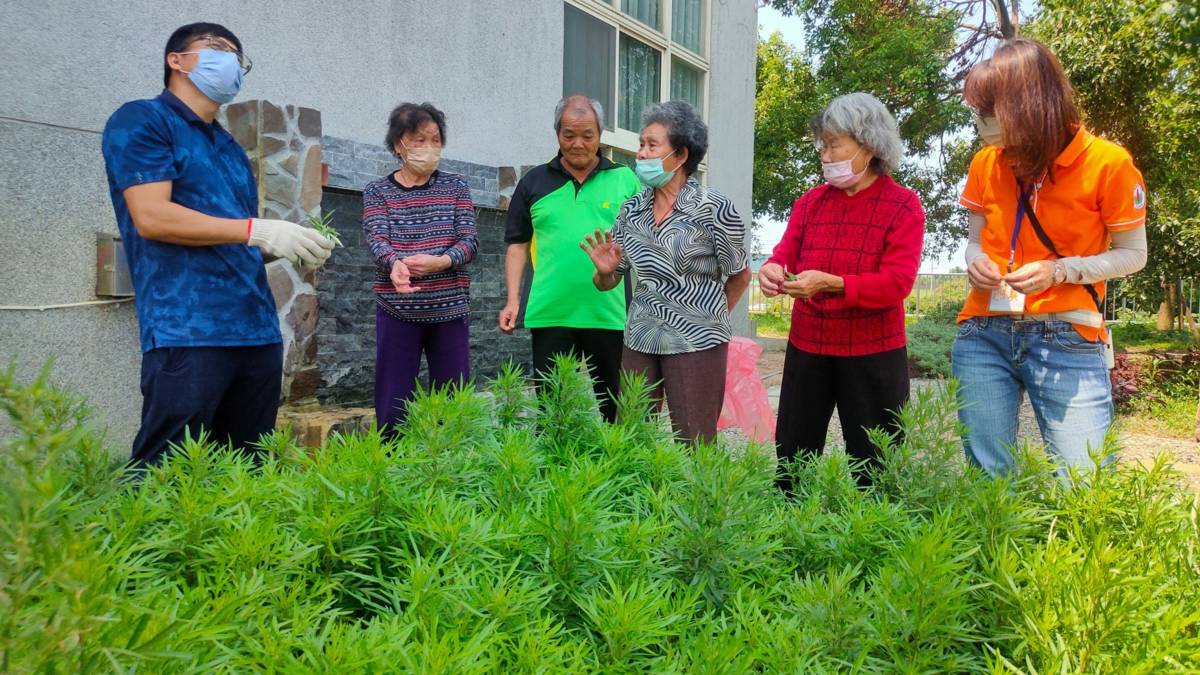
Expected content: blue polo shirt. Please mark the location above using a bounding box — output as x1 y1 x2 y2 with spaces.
101 90 281 352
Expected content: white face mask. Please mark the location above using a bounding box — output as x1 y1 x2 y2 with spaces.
974 114 1004 147
821 147 868 189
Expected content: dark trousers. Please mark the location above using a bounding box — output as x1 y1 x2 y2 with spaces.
775 343 909 490
621 342 728 445
131 343 283 468
531 327 624 423
375 307 470 437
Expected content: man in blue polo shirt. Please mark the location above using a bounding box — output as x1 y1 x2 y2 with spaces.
101 22 335 467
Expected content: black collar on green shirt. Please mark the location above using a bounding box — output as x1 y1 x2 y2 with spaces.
549 151 617 190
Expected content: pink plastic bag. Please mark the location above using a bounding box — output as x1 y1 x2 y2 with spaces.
717 337 776 443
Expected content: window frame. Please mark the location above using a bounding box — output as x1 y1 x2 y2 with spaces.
564 0 710 175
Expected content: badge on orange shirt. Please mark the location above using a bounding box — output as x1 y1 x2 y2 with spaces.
989 282 1026 313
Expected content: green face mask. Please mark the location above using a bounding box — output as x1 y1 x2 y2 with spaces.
634 150 678 189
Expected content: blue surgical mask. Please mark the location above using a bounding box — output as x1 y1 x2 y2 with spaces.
184 49 244 104
635 150 678 189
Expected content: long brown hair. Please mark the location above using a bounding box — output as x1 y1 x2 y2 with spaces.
964 38 1080 181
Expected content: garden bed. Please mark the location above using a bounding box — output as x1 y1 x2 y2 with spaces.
3 360 1199 671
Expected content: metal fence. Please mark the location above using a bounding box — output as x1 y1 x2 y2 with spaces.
747 273 1200 322
1105 278 1200 324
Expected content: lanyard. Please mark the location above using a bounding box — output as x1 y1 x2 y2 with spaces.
1008 181 1035 273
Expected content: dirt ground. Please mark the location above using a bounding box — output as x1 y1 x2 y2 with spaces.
751 337 1200 490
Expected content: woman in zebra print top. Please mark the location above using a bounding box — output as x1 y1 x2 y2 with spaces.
582 101 750 445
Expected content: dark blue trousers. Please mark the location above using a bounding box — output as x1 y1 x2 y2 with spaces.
131 343 283 467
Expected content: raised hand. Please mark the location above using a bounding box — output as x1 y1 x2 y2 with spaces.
579 229 625 276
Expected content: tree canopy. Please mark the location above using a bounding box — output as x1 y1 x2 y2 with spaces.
1030 0 1200 303
755 0 1200 288
755 0 992 257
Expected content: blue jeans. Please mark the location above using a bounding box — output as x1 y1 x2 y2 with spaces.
951 317 1112 478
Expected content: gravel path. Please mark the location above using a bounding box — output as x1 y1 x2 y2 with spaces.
751 337 1200 490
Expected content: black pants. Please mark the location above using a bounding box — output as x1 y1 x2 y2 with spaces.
531 327 624 423
775 343 909 489
131 344 283 468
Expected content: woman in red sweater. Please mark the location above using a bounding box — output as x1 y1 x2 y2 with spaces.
759 92 925 490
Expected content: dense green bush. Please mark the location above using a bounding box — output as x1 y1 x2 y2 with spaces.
3 359 1199 672
907 301 961 379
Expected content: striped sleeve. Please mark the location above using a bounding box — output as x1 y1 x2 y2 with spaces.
613 201 631 276
362 182 400 273
446 177 478 268
710 190 748 278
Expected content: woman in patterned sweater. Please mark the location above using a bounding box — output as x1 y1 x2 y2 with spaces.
362 102 478 438
582 101 750 445
758 93 925 491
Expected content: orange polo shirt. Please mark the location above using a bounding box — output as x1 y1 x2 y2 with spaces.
958 127 1147 340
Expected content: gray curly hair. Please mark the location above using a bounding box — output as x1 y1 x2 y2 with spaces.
810 92 904 175
641 100 708 176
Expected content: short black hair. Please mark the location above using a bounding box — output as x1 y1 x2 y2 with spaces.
163 22 243 88
384 102 447 155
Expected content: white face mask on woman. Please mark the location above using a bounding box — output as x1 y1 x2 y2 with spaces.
822 147 868 189
974 114 1004 147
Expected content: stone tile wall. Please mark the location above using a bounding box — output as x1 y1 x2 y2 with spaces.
219 100 324 404
321 135 504 208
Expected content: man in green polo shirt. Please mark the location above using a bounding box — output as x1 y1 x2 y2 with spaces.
499 95 641 422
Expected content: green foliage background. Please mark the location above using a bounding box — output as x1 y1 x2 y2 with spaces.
1030 0 1200 302
756 0 1200 304
755 0 975 258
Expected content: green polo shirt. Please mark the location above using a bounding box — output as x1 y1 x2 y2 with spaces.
505 153 642 330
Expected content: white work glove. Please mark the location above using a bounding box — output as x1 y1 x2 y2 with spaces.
247 218 335 269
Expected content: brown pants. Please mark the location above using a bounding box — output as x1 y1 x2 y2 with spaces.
621 342 728 445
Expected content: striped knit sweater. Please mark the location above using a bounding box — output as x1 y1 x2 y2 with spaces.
362 171 478 323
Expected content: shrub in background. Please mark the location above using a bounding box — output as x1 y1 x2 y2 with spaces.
907 301 961 379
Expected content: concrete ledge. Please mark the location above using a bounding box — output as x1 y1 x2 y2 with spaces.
277 406 375 449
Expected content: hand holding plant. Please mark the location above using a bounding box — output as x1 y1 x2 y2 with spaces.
757 262 787 297
782 270 841 299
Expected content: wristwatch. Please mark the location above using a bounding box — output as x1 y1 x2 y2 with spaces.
1052 260 1066 285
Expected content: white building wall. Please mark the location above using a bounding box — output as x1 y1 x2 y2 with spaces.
0 0 756 450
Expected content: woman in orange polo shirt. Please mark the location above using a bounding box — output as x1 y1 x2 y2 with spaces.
952 38 1148 480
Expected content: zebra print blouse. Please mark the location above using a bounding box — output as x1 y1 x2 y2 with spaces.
613 178 749 355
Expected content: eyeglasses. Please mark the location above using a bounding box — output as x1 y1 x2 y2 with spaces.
175 36 253 74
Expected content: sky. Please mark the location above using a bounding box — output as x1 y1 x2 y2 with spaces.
753 5 973 272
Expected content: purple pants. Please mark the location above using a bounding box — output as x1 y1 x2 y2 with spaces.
375 306 470 436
